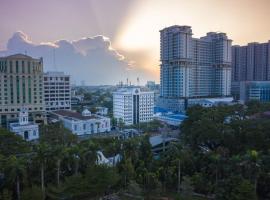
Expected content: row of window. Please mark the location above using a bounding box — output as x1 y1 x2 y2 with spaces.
44 77 69 81
0 107 43 112
0 60 42 73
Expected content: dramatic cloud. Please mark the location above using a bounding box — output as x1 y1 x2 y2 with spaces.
0 31 153 85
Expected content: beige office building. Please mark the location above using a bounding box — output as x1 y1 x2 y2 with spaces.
0 54 45 127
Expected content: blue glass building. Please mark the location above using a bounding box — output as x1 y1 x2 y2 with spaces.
240 81 270 102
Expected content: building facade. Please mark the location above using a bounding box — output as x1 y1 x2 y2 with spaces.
9 107 39 141
0 54 44 127
52 109 111 135
43 72 71 111
239 81 270 103
145 81 160 105
159 26 232 112
96 107 108 116
113 87 154 125
231 42 270 99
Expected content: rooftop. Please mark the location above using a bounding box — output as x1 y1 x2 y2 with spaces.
10 121 38 128
53 110 97 120
161 114 187 120
149 135 179 147
1 54 41 60
114 86 154 94
202 97 234 104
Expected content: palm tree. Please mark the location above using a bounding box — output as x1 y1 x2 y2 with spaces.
5 155 26 200
243 150 261 192
53 145 68 187
67 145 81 175
167 142 185 194
81 141 98 169
34 143 50 199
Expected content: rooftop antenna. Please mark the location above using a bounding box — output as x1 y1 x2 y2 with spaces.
137 77 140 86
126 78 129 86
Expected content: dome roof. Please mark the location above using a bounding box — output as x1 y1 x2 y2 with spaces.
82 108 91 116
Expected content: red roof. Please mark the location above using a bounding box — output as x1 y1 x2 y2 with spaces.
53 110 96 120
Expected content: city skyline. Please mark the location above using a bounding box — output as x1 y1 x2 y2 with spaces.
1 0 270 84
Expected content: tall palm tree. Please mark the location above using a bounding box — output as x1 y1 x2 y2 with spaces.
5 155 26 200
34 143 50 199
53 145 68 187
167 142 185 194
81 141 98 169
243 150 261 192
67 145 81 175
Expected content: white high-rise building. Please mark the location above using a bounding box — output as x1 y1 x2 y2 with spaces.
43 72 71 111
113 87 154 125
159 25 232 112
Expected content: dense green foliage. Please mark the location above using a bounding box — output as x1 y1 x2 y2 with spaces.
180 102 270 199
128 119 164 133
1 101 270 199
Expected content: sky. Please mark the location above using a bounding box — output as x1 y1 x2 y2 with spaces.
0 0 270 85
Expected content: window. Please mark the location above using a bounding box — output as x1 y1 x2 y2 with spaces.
28 62 31 73
16 61 19 73
9 61 13 73
22 61 25 73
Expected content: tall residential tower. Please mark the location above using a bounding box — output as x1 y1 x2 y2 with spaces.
231 41 270 99
159 25 232 112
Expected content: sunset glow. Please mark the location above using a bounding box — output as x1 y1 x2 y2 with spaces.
0 0 270 84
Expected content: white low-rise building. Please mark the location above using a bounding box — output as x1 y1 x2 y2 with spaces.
113 87 154 125
52 109 111 135
9 108 39 141
96 107 108 116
